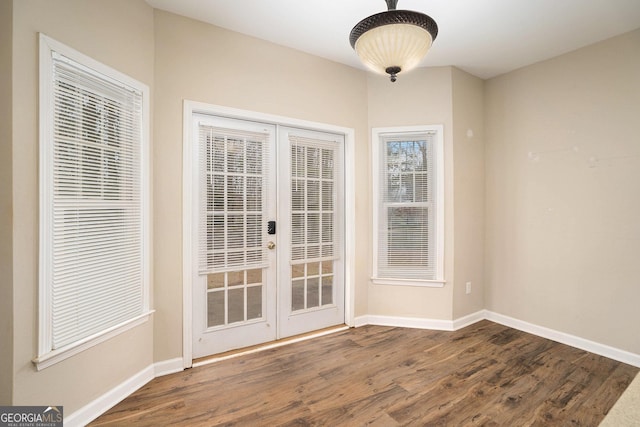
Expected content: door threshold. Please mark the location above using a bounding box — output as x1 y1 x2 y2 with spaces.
192 324 350 368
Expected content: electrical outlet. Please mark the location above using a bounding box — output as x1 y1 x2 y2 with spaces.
465 282 472 294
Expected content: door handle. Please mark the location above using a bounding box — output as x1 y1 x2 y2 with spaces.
267 241 276 250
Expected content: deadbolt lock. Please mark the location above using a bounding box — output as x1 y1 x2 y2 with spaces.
267 241 276 250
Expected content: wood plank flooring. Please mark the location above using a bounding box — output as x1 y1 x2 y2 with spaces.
90 320 638 426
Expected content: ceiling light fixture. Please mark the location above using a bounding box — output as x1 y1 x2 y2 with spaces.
349 0 438 82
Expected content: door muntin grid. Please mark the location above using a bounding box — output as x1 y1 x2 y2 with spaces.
290 141 338 312
206 269 264 328
199 125 271 329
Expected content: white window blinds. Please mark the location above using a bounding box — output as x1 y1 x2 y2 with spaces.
198 125 271 274
289 135 340 265
42 48 148 352
377 132 438 280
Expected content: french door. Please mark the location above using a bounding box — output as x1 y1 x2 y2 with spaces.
277 127 345 338
191 115 344 358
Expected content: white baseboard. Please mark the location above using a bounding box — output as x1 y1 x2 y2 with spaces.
452 310 487 330
64 364 155 427
366 314 456 330
484 310 640 368
65 358 185 426
357 311 486 331
154 357 184 377
354 315 370 328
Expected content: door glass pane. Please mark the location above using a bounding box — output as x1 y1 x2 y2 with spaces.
322 181 333 210
307 277 319 308
307 181 319 210
228 288 244 324
247 268 262 284
213 175 224 210
246 177 262 210
321 261 333 274
292 264 304 279
322 275 333 305
308 213 320 243
292 145 305 177
292 180 304 210
207 290 224 327
227 215 245 249
322 148 334 179
213 137 225 170
307 262 319 276
307 244 320 259
306 147 320 178
246 140 262 174
228 270 244 286
247 285 262 320
227 138 244 172
247 215 261 247
227 176 244 211
322 244 333 258
207 273 224 289
213 215 224 249
292 279 305 311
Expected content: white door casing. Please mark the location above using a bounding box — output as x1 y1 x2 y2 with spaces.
182 101 356 367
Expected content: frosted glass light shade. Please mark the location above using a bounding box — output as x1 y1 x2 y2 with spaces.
350 6 438 82
354 23 433 76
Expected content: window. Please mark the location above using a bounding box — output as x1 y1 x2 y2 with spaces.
198 124 271 275
372 126 444 286
36 34 151 369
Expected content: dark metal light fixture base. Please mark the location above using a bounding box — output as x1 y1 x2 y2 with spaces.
385 66 402 82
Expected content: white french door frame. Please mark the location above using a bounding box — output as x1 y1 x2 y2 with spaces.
181 100 356 368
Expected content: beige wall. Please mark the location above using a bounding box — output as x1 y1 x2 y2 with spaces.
366 67 486 321
10 0 155 412
452 68 485 319
152 10 370 361
4 0 638 417
484 29 640 354
0 0 14 406
366 67 455 320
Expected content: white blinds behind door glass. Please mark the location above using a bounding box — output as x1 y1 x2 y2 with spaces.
289 135 340 265
50 54 144 350
199 125 270 274
378 132 436 280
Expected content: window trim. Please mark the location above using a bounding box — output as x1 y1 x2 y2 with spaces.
371 125 445 287
36 34 152 370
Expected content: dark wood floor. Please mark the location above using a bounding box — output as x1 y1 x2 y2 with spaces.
91 320 638 426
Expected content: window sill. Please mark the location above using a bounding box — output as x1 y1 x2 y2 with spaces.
371 277 446 288
33 310 154 371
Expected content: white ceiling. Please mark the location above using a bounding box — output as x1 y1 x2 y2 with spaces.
146 0 640 79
